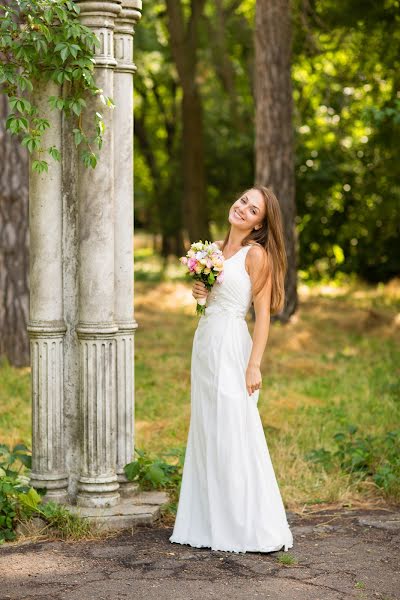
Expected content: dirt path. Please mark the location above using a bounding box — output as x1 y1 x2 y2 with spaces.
1 508 399 600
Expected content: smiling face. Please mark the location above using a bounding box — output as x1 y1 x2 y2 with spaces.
228 188 266 231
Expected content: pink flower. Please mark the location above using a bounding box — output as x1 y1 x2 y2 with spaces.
217 271 224 283
180 256 188 265
188 257 198 271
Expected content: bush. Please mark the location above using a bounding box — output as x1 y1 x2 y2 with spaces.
305 425 400 501
124 447 185 492
0 443 41 543
0 443 91 543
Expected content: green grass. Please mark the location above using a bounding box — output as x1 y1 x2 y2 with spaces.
277 553 298 566
0 358 31 448
1 249 399 510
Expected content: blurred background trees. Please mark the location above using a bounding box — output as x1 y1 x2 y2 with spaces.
0 94 29 367
134 0 399 281
254 0 297 318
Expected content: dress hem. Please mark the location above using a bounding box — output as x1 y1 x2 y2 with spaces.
169 535 293 554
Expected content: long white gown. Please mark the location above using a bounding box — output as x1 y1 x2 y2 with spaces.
169 244 293 553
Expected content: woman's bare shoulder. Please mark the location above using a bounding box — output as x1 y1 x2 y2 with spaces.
247 242 266 258
246 243 269 272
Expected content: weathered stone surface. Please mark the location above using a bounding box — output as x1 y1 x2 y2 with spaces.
69 491 169 530
28 0 142 511
27 78 68 504
357 514 400 531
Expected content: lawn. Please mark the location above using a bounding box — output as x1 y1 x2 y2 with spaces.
1 247 399 510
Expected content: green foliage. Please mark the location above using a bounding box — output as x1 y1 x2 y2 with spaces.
133 1 399 281
0 443 39 543
124 447 184 491
293 0 400 282
0 442 31 476
0 442 91 543
36 500 92 539
0 0 113 171
305 425 400 500
0 475 33 542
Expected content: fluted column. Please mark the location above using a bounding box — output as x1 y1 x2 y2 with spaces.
27 80 68 502
76 0 121 508
113 0 141 496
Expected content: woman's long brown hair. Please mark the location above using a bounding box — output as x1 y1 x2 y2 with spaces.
221 186 287 314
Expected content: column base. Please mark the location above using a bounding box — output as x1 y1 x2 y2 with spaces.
63 490 169 532
77 474 120 508
29 471 69 504
117 471 140 497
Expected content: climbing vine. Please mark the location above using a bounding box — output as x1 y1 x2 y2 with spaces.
0 0 114 172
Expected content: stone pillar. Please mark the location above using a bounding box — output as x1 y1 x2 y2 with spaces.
75 0 121 508
113 0 141 496
27 80 68 502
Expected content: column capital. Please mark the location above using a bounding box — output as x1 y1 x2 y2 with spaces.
77 0 122 67
77 0 122 20
117 0 142 26
114 1 142 73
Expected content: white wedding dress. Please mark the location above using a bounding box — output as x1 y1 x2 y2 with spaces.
169 244 293 553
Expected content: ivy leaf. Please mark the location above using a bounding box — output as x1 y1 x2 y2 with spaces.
60 46 69 62
106 96 115 109
5 114 28 134
33 118 50 132
22 135 41 153
9 96 32 114
82 150 98 168
32 160 49 173
48 146 61 161
72 128 84 146
71 101 82 116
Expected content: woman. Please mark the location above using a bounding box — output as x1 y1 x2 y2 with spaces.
169 186 294 553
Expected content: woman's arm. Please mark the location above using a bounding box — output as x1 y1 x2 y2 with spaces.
245 245 272 395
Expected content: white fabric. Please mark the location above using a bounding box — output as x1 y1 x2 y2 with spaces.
169 244 294 553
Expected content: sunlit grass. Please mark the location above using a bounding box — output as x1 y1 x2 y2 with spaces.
1 248 399 510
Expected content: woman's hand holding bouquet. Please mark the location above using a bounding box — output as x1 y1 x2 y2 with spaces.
180 240 225 315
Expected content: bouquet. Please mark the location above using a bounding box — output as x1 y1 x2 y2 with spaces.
180 240 225 315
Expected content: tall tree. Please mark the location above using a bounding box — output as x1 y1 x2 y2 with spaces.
0 94 29 366
254 0 298 320
165 0 210 243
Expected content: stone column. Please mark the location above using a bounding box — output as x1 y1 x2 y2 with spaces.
27 80 68 502
113 0 141 496
76 0 121 508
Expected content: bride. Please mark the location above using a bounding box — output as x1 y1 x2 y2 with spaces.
169 185 294 554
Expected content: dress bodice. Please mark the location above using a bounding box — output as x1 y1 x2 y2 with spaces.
203 245 253 320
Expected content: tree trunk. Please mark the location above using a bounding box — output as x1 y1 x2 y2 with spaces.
254 0 298 320
0 95 30 366
165 0 210 244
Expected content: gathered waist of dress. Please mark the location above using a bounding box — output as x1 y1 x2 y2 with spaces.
202 304 247 320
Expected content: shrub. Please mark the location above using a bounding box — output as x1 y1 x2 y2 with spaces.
305 425 400 500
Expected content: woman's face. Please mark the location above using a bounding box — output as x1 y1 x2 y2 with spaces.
228 189 266 231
